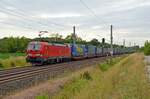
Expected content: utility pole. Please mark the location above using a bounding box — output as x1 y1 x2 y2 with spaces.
102 38 105 54
110 25 113 56
73 26 76 45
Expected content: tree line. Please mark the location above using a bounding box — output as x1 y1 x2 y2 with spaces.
0 37 30 53
0 33 124 53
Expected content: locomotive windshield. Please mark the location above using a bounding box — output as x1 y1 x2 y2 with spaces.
27 43 41 50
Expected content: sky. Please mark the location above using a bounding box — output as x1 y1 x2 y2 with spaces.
0 0 150 46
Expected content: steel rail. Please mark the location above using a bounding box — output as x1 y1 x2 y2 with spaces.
0 57 109 85
0 57 106 77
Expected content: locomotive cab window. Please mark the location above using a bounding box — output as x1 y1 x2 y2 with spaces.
27 43 41 50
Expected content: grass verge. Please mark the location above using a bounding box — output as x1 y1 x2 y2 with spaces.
0 53 25 59
98 56 124 71
36 53 150 99
0 56 29 69
0 53 29 69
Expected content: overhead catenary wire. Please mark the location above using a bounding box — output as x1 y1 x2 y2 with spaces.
0 8 60 30
0 8 45 30
78 0 112 45
0 0 70 31
0 21 35 31
79 2 122 46
79 0 108 25
1 0 62 26
0 0 108 32
0 0 67 28
0 0 129 46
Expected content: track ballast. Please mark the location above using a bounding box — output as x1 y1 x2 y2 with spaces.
0 56 118 97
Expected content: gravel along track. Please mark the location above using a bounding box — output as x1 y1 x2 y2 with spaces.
0 56 114 97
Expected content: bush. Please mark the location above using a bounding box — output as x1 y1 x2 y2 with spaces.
0 62 3 68
144 41 150 55
80 71 92 80
99 58 114 71
10 62 15 67
0 57 29 69
99 58 121 71
36 94 49 99
99 62 109 71
54 78 88 99
0 37 30 53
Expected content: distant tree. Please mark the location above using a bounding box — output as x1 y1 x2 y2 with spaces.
65 33 86 44
49 33 63 43
33 33 64 43
50 33 62 40
139 46 144 52
0 37 30 53
89 39 100 46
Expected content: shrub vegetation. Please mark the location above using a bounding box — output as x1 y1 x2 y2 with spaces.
0 57 29 69
144 40 150 55
98 57 123 71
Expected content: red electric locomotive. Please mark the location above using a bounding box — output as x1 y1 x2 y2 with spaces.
26 41 71 65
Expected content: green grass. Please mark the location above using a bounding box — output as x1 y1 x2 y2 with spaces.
0 53 25 59
35 79 88 99
36 71 92 99
98 56 124 71
0 56 29 69
54 78 88 99
36 94 49 99
0 53 28 69
37 53 150 99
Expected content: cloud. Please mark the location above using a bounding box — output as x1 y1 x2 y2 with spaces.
91 26 102 29
0 0 149 46
36 13 84 19
111 1 150 12
5 6 16 10
0 12 8 19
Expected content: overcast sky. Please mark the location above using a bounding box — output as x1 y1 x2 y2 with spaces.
0 0 150 46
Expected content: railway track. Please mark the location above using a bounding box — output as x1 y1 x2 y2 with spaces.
0 56 115 97
0 57 107 80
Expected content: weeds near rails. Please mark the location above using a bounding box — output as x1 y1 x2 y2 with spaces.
36 94 49 99
80 71 92 80
98 57 122 71
52 71 92 99
0 56 30 69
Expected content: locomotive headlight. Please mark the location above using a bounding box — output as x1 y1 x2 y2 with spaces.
35 54 43 57
28 54 32 56
35 54 40 56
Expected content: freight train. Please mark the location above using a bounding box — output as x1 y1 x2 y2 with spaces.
26 41 136 65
